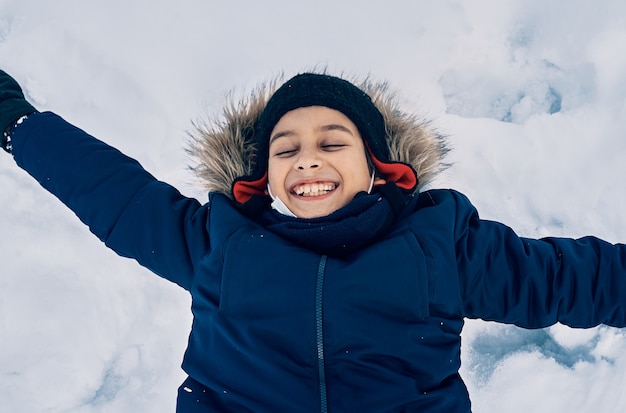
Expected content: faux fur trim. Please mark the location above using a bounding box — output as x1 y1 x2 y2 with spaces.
187 71 449 198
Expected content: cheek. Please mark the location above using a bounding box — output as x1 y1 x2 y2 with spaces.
267 162 285 192
343 157 372 190
353 172 374 193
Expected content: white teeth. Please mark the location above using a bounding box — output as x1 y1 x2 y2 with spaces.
293 183 336 197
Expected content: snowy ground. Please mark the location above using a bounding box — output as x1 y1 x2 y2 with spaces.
1 1 626 412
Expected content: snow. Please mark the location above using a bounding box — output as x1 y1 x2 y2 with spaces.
1 0 626 411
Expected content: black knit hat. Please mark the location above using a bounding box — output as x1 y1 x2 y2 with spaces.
255 73 389 168
232 73 417 203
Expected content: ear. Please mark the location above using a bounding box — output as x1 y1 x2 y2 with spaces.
373 177 387 187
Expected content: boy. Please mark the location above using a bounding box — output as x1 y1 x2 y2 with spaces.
2 69 626 412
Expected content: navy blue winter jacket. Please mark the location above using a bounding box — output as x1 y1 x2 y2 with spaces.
11 112 626 412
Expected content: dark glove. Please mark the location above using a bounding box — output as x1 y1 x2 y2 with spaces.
1 70 38 152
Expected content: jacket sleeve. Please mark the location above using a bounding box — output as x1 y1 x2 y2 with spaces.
450 190 626 329
10 111 210 291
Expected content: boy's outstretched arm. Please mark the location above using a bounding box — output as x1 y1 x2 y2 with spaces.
447 190 626 329
1 69 37 152
1 70 209 290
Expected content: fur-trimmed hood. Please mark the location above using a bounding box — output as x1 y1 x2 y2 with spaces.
187 72 449 198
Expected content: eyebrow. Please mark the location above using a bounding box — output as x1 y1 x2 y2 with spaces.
321 124 354 135
269 124 355 145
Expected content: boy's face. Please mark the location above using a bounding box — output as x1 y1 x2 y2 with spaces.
267 106 383 219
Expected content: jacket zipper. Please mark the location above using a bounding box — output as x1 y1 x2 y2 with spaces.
316 255 328 413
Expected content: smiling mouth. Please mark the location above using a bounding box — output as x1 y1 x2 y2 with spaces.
292 182 337 197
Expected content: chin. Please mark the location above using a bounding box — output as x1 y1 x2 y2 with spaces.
289 195 350 219
292 205 334 219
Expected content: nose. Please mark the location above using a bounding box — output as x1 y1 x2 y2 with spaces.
295 147 321 170
297 162 319 170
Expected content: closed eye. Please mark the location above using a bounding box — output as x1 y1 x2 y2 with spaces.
321 144 346 151
274 148 298 157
